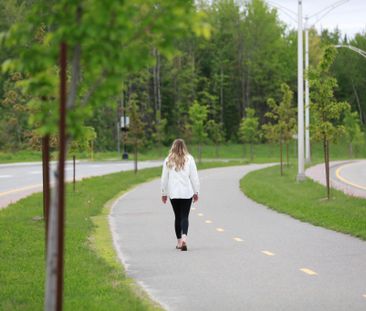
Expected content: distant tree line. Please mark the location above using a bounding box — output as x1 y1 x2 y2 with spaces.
1 0 365 154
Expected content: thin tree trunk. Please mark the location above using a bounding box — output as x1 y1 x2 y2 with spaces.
45 5 81 305
220 65 224 124
198 143 202 164
286 142 289 166
215 143 219 158
352 79 364 125
280 140 283 176
156 49 161 119
323 137 330 200
134 143 138 174
250 143 253 161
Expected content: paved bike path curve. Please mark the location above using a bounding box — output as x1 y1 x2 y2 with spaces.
110 164 366 311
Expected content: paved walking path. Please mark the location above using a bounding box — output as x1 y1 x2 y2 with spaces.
306 160 366 199
110 164 366 311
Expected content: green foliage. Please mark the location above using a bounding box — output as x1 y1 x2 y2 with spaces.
70 126 97 158
206 119 224 145
263 84 296 143
263 83 296 173
0 1 365 153
309 47 350 144
189 100 208 144
309 46 351 198
238 107 260 160
152 117 168 147
238 108 259 144
344 109 365 157
1 0 207 148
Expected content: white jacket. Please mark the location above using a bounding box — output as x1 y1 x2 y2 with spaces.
161 154 200 199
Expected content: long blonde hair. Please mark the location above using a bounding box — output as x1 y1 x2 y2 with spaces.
167 139 189 171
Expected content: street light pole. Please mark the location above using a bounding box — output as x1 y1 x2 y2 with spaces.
297 0 306 181
305 16 311 163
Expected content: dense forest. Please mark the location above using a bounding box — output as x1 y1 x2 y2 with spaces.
0 0 365 152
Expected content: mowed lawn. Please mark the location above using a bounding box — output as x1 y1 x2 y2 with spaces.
0 161 244 311
241 164 366 241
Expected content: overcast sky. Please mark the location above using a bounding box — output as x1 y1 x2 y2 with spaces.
265 0 366 38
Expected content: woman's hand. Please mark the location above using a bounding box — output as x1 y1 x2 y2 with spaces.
193 193 198 203
162 196 168 204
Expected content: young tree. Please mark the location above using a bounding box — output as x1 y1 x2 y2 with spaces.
69 126 97 160
309 47 350 199
125 94 145 173
206 119 224 157
2 1 209 309
189 100 208 163
238 107 259 161
152 113 168 157
263 83 296 175
344 109 364 157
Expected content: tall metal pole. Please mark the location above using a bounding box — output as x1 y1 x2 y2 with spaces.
305 17 311 163
297 0 306 181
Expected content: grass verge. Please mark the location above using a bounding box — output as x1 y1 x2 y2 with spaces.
241 164 366 241
2 141 365 164
0 160 245 310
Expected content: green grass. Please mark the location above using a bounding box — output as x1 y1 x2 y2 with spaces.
0 160 245 311
241 164 366 241
2 141 365 164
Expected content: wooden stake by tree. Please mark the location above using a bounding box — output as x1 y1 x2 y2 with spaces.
263 83 296 175
238 108 259 161
309 47 350 199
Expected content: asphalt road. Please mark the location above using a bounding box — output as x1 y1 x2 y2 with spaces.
306 160 366 199
110 164 366 311
0 160 161 209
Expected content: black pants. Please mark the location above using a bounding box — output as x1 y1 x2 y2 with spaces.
170 198 193 239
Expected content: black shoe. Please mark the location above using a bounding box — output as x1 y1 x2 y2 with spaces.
181 241 187 251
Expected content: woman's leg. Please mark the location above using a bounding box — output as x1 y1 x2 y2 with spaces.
170 199 182 239
180 198 193 237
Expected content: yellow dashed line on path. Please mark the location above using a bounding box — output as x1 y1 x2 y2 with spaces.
205 220 212 224
336 163 366 191
191 207 196 211
216 228 224 232
197 213 204 217
261 250 275 256
233 237 243 242
300 268 318 276
363 294 366 299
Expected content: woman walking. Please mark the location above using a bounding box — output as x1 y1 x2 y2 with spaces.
161 139 200 251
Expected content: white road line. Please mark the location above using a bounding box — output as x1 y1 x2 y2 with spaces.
205 220 212 224
362 294 366 299
300 268 318 276
233 237 243 242
0 175 12 178
197 213 204 217
29 171 41 175
261 250 275 256
191 207 196 211
216 228 225 232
